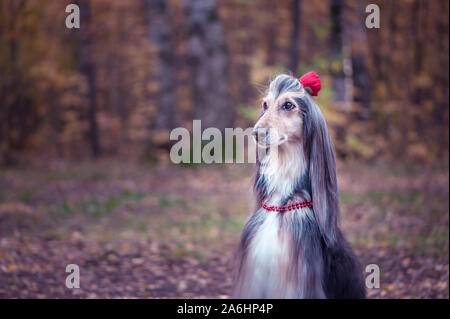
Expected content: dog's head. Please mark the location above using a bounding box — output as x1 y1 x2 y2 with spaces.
254 73 339 247
252 74 305 148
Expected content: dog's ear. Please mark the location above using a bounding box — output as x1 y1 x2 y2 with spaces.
308 106 339 247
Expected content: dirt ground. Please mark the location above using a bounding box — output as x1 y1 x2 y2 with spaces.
0 159 448 298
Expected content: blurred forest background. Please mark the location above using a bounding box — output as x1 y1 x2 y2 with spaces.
0 0 448 299
0 0 448 164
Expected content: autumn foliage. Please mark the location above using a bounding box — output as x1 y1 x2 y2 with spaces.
0 0 448 165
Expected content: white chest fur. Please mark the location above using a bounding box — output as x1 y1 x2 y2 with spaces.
258 146 307 205
244 210 295 298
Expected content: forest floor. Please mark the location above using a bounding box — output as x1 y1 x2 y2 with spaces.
0 159 448 298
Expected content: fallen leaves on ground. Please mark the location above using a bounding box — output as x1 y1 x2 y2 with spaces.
0 160 448 298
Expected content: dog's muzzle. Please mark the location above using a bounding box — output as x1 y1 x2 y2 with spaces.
252 125 268 144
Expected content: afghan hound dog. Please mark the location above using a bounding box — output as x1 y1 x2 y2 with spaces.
232 72 366 299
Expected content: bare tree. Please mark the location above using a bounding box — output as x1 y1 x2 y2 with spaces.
289 0 301 74
144 0 176 132
183 0 233 131
351 0 371 118
329 0 353 104
0 0 39 164
264 0 278 66
77 0 100 157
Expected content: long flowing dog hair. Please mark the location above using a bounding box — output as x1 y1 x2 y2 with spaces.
232 74 366 298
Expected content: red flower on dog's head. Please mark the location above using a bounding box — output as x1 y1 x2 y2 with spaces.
299 71 321 96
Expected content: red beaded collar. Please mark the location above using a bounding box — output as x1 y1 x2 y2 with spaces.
262 200 312 212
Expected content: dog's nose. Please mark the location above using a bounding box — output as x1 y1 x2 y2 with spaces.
252 125 267 141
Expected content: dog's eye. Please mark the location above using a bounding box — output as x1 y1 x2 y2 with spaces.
262 101 268 111
282 101 295 111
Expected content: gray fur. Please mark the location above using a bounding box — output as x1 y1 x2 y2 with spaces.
232 74 366 299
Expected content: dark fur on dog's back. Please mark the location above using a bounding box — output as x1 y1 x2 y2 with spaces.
233 74 366 299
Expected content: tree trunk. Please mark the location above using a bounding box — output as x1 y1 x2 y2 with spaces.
432 0 449 154
77 0 100 157
289 0 301 74
183 0 233 131
412 0 425 106
264 0 277 66
329 0 353 104
144 0 176 132
351 0 371 119
233 0 252 108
